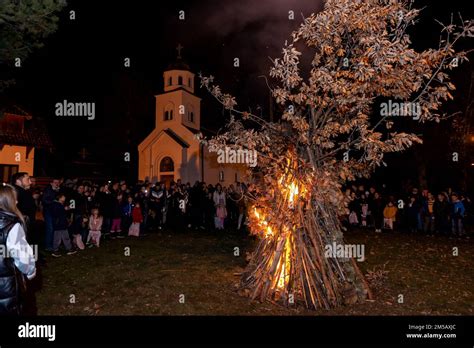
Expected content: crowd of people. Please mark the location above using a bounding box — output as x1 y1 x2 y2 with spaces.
343 184 472 238
7 173 474 260
11 173 251 257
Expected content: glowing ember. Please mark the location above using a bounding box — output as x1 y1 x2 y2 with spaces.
265 226 273 238
287 181 299 209
276 235 291 290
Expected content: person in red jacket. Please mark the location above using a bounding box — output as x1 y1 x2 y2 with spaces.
128 202 143 237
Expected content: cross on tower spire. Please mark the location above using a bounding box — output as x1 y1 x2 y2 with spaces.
176 43 183 59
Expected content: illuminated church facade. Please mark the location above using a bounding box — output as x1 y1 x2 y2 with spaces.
138 57 247 186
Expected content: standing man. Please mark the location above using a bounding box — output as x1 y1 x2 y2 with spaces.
71 184 87 234
451 193 466 238
42 178 61 251
434 193 450 235
11 172 36 241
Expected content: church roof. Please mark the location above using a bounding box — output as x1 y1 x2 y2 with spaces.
164 128 189 148
1 104 31 117
166 58 191 72
158 86 197 95
183 125 200 134
0 104 53 149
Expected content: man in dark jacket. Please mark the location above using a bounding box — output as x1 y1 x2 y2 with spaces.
433 193 450 235
11 173 36 238
369 191 384 233
188 181 202 230
42 178 61 251
70 184 87 235
100 185 115 236
451 193 466 237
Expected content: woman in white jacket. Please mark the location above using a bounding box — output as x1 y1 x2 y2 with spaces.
0 183 37 315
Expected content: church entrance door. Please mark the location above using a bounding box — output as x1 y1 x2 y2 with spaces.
160 175 174 188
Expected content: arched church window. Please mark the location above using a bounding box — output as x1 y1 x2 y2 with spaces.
178 76 183 85
160 157 174 172
187 104 194 123
164 103 174 121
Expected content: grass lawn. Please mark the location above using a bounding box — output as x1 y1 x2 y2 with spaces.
34 228 474 315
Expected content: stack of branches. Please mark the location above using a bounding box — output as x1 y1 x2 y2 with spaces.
240 150 372 309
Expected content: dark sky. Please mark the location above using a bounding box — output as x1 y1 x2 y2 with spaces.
4 0 473 186
7 0 324 174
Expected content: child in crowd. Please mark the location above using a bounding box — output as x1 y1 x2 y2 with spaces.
73 214 88 250
121 196 134 232
110 194 123 238
51 194 77 257
88 208 103 247
129 201 143 237
360 194 369 227
383 201 398 231
348 192 359 226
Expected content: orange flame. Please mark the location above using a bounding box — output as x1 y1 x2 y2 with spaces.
276 232 291 290
251 173 302 293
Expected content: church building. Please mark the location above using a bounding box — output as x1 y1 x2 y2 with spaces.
138 52 248 186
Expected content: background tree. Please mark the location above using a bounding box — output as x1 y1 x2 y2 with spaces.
0 0 66 92
449 70 474 191
200 0 473 309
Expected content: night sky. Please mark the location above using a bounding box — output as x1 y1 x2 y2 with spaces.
3 0 473 189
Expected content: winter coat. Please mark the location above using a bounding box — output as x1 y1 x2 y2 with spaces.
13 185 36 223
452 201 465 218
213 191 226 207
433 200 449 220
89 215 103 232
41 185 58 212
132 207 143 223
111 199 122 219
383 206 398 220
370 197 384 217
51 201 69 230
121 202 133 217
0 210 36 315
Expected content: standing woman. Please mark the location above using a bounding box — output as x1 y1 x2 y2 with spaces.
213 184 227 231
0 183 37 315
